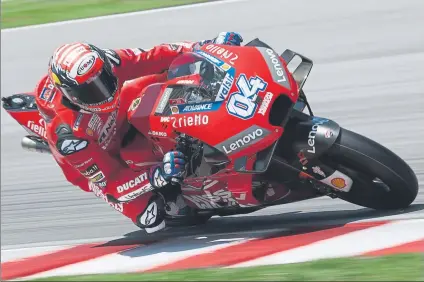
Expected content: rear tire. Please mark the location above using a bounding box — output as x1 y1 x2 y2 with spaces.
322 128 419 210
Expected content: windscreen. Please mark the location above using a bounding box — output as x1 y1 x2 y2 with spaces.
166 52 234 105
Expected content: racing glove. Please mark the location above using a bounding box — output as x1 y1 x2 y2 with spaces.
213 31 243 46
194 32 244 50
149 151 187 189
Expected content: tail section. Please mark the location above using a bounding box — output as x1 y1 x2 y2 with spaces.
2 93 47 140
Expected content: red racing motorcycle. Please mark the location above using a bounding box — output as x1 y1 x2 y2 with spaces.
2 38 419 226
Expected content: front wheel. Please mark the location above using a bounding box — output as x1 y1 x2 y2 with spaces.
321 128 419 210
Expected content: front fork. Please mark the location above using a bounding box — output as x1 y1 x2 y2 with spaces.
278 109 354 195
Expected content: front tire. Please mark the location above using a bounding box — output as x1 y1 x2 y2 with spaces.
322 128 419 210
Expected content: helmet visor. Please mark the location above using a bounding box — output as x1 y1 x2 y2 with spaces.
59 67 118 107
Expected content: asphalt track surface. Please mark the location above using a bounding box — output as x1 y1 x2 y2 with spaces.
1 0 423 249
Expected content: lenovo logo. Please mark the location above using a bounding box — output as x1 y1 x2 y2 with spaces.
257 47 291 90
218 126 270 155
265 48 287 83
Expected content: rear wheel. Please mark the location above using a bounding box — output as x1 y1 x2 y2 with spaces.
321 128 418 210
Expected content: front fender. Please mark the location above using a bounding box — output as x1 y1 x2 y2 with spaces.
292 116 341 163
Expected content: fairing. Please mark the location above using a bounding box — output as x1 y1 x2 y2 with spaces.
129 46 299 165
2 93 48 140
127 44 302 209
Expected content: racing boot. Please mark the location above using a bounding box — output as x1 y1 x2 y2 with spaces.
134 193 167 234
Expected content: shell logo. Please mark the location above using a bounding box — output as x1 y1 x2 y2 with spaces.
331 178 347 189
171 106 179 114
86 128 94 136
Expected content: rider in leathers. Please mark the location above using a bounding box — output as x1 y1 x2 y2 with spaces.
35 32 243 233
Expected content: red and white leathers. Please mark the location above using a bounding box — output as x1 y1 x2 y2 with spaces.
35 42 198 232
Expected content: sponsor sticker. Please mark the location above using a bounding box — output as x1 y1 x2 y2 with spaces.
88 114 102 133
312 166 326 178
117 172 148 193
155 88 172 114
178 102 221 113
128 97 141 112
226 74 268 120
169 98 186 105
90 171 105 183
73 113 84 131
258 92 273 116
217 125 271 155
170 106 180 114
325 130 334 138
148 130 167 137
330 177 346 189
39 83 56 102
74 158 93 168
195 50 222 65
77 55 96 76
171 114 209 129
320 170 353 193
98 111 117 145
257 47 291 90
27 118 47 139
215 72 235 102
82 164 99 177
205 44 238 65
117 183 154 202
89 182 123 212
86 128 94 136
307 118 329 154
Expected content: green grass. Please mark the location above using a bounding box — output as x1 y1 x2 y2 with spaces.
28 254 424 281
1 0 209 29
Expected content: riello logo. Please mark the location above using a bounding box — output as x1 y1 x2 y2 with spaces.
27 119 47 138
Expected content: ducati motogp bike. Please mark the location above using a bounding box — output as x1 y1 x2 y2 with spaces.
2 38 419 226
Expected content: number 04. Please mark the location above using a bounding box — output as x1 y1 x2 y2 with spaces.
226 74 267 120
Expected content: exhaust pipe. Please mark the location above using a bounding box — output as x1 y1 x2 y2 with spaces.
21 136 51 154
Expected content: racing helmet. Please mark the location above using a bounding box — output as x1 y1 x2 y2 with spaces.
48 42 119 113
